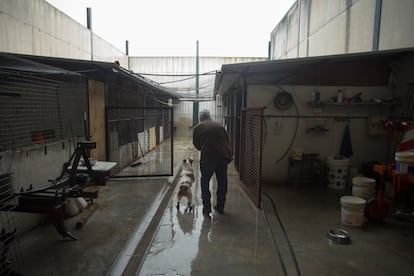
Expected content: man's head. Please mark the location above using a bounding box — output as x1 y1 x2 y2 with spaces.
199 109 211 122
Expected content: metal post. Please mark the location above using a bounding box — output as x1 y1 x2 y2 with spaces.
87 8 93 61
297 0 301 58
268 41 271 60
170 108 174 175
193 40 199 126
126 40 130 69
372 0 382 51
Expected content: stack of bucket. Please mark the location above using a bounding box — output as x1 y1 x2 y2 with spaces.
352 176 376 200
339 176 376 227
327 156 349 190
325 156 368 226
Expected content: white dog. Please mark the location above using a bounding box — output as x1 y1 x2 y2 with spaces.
180 158 195 181
176 158 195 212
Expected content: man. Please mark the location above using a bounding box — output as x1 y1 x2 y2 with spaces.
193 109 232 216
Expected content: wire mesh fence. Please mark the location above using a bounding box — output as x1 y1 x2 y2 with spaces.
107 106 173 177
0 70 87 153
0 173 23 276
239 108 264 207
0 70 87 275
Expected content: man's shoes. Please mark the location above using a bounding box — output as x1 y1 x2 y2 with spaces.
214 205 224 214
203 208 211 216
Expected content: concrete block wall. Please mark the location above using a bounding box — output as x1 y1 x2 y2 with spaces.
0 0 127 66
379 0 414 50
270 0 414 60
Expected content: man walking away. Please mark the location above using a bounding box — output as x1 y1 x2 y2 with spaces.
193 109 233 216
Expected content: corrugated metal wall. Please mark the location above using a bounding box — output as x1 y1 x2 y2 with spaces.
129 56 266 134
173 100 221 136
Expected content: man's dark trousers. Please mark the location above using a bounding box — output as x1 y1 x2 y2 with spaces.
200 158 228 212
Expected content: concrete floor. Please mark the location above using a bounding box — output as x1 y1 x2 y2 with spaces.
9 134 414 276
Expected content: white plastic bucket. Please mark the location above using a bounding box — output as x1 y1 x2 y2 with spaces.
395 151 414 175
76 197 88 211
352 176 376 200
327 156 349 190
340 196 366 226
65 198 80 217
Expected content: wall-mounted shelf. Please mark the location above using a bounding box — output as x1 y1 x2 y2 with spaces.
307 101 396 107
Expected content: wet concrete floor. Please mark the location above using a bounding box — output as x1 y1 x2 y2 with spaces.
11 135 192 276
136 152 281 276
9 133 414 275
132 150 414 275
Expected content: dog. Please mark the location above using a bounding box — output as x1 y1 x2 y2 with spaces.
176 158 195 212
181 158 195 181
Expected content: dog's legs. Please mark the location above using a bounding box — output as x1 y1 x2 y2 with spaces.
176 195 181 210
185 194 193 212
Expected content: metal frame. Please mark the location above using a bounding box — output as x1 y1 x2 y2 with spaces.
239 107 264 208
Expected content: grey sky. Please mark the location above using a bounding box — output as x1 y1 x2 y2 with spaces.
45 0 296 57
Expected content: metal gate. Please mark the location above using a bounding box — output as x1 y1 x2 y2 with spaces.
107 106 174 177
239 107 264 207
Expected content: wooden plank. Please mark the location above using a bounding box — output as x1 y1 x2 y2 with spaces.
149 127 156 150
76 203 99 228
88 80 106 161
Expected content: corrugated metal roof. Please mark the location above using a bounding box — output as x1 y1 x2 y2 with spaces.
0 52 180 99
214 48 414 95
0 52 79 76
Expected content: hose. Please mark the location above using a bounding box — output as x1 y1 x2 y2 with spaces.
261 191 302 276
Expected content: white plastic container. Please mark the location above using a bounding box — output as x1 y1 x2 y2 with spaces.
65 198 80 217
352 176 376 200
76 197 88 211
395 151 414 175
327 156 349 190
340 196 366 226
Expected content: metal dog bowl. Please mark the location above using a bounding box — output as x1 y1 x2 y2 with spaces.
326 229 351 245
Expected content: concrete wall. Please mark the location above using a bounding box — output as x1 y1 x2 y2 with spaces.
0 0 127 66
246 84 394 182
0 0 128 235
266 0 414 183
0 139 79 235
379 0 414 50
270 0 414 59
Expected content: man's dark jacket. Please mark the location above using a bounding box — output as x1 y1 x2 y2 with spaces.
193 119 233 163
